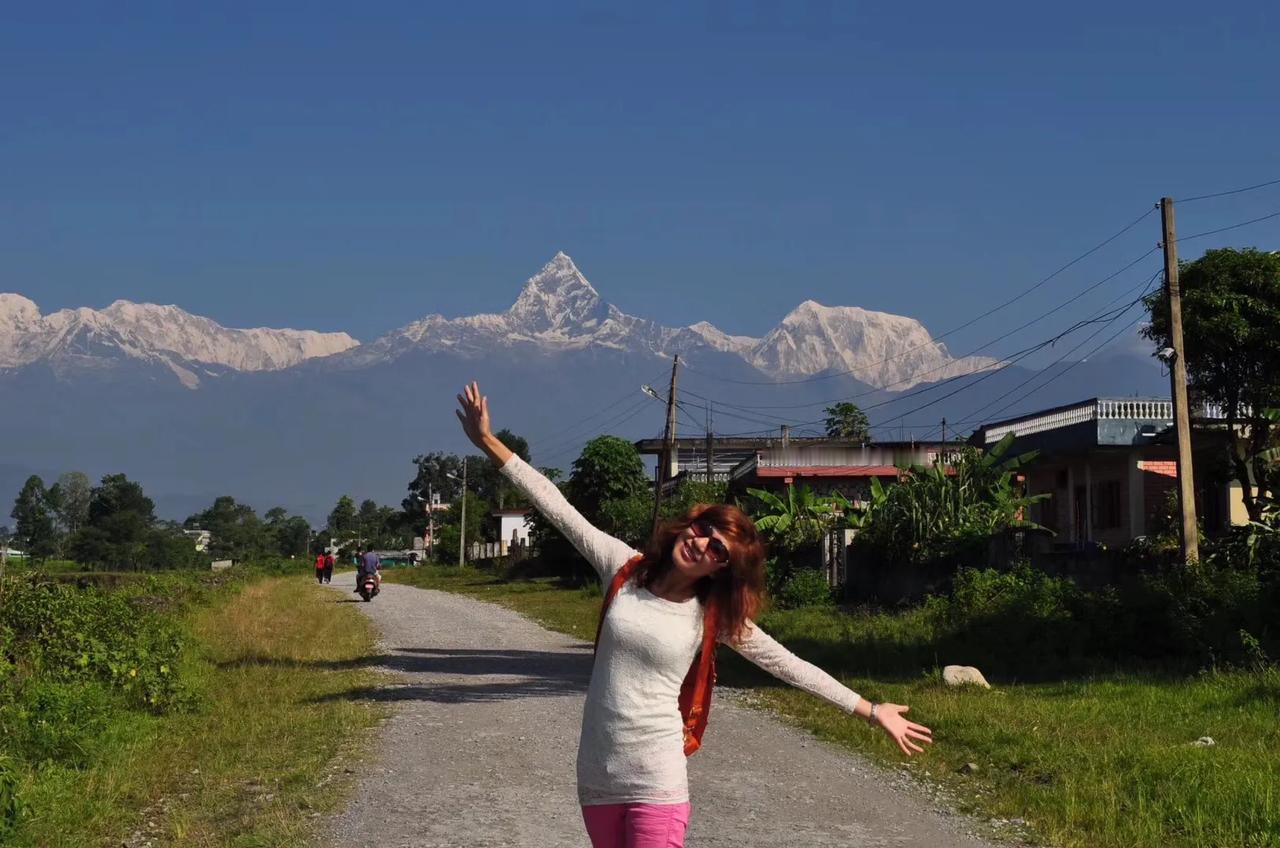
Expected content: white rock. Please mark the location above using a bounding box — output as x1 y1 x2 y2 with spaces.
1191 736 1216 747
943 665 992 688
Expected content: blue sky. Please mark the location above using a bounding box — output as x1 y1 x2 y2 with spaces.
4 1 1278 357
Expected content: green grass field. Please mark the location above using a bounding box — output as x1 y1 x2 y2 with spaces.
385 565 1280 848
8 575 388 848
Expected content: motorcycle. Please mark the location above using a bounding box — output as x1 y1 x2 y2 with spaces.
357 571 380 602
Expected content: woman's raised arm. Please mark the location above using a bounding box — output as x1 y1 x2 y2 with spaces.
455 382 635 580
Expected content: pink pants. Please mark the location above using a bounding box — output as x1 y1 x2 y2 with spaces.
581 802 691 848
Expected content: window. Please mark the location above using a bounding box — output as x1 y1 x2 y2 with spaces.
1092 479 1123 530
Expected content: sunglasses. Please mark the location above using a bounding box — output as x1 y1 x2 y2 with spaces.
690 519 731 564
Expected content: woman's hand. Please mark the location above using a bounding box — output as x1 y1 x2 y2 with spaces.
874 704 933 757
455 381 513 467
455 381 493 448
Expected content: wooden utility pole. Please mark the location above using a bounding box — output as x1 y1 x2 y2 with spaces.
458 456 468 567
1160 197 1200 564
652 355 680 529
705 401 715 483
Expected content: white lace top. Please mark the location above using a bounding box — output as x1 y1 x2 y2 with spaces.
500 455 862 805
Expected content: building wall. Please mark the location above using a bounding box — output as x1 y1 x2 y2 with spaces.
498 514 531 545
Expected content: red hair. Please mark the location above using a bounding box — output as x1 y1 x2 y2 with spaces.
632 503 767 644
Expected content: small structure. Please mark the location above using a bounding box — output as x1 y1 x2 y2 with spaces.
493 508 532 549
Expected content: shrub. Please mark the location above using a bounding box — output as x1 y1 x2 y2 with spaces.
0 681 112 766
773 568 834 610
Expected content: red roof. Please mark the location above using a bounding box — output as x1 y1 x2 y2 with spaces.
753 466 902 478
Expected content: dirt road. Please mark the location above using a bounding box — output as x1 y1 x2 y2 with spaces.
323 573 1001 847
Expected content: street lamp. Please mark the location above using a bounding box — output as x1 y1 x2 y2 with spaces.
445 456 468 567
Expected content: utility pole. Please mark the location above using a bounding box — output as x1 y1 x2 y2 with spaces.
652 355 680 530
941 417 947 464
705 401 715 483
459 456 468 567
1160 196 1200 565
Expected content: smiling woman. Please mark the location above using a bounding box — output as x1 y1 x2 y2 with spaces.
455 380 933 848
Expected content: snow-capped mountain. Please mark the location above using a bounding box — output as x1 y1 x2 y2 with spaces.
341 252 995 389
0 294 358 387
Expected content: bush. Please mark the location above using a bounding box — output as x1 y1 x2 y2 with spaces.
773 568 834 610
0 681 112 766
0 578 191 712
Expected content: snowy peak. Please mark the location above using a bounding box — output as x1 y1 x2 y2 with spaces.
749 300 994 388
507 251 608 334
0 296 359 385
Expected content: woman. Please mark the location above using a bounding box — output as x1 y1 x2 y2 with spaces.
456 382 932 848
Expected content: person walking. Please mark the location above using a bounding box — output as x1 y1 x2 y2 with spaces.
455 382 932 848
314 550 327 585
322 549 335 584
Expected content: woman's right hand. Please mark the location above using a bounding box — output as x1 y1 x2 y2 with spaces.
455 381 493 448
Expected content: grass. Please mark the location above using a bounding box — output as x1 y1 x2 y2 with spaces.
385 564 1280 848
10 575 387 847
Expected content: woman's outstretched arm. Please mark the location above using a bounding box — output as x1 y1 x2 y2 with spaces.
728 622 933 757
455 381 636 581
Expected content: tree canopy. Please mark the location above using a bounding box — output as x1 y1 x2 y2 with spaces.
824 402 871 442
1143 247 1280 520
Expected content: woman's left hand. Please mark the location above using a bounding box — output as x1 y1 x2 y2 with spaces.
874 704 933 756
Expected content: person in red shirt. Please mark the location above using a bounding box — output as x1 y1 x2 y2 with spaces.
322 550 335 584
314 551 327 584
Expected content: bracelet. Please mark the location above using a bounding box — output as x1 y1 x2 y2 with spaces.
867 702 879 726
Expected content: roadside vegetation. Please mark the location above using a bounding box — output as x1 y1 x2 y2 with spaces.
0 562 385 847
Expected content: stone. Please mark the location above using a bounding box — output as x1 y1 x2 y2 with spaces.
1191 736 1216 747
959 762 980 775
942 665 991 688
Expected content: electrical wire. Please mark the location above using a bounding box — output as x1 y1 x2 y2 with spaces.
684 249 1160 413
680 205 1156 387
1173 208 1280 244
1177 177 1280 204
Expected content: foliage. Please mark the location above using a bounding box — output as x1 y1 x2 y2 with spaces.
772 568 834 610
264 507 311 557
64 474 179 569
48 471 90 538
598 479 730 548
468 429 532 509
850 434 1047 567
1143 247 1280 521
10 476 57 560
747 484 840 553
823 402 871 442
184 496 270 562
566 436 649 520
325 495 357 548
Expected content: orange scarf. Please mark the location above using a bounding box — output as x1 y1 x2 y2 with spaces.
594 555 719 756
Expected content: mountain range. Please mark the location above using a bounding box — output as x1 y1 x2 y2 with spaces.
1 253 1164 521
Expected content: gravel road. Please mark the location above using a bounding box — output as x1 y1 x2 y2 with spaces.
322 572 1004 848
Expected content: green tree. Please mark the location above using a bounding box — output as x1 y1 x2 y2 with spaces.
1143 247 1280 521
470 429 532 509
747 484 840 553
265 507 313 557
823 402 871 442
48 471 91 537
566 436 649 522
71 473 157 568
11 475 58 559
326 495 357 549
185 496 269 562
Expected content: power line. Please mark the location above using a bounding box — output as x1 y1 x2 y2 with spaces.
1173 208 1280 244
686 248 1160 413
681 205 1156 388
955 278 1159 428
1178 177 1280 204
967 309 1152 428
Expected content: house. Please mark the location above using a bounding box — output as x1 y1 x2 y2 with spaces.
634 434 962 504
493 508 532 548
971 397 1243 549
